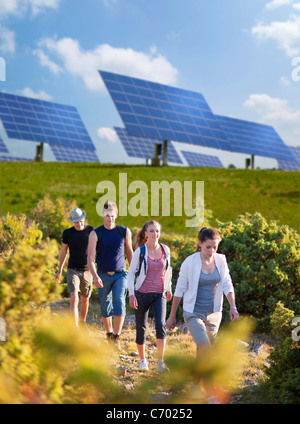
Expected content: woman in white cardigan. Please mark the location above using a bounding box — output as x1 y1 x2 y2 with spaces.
128 220 172 372
167 227 239 355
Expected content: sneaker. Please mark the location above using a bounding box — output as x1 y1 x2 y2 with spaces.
156 359 169 373
139 359 149 371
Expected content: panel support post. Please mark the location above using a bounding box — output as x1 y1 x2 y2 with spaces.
163 139 168 166
35 142 44 162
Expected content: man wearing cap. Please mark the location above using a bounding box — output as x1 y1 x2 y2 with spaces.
55 208 94 327
88 201 133 347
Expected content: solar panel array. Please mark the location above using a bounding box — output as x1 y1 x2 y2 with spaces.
100 70 294 163
216 115 292 161
181 150 223 168
50 144 99 162
100 70 231 151
278 146 300 171
0 135 9 153
0 92 95 151
114 127 182 164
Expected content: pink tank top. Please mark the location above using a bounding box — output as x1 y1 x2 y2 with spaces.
138 245 166 293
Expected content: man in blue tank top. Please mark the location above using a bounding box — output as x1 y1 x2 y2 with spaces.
88 201 133 348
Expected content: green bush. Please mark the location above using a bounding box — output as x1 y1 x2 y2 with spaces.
0 212 42 258
217 212 300 331
264 302 300 404
29 194 77 241
0 237 62 402
270 301 295 341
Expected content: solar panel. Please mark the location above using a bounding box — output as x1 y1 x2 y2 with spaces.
49 144 100 162
0 155 32 161
278 146 300 171
0 135 9 153
216 115 293 161
181 150 223 168
99 70 231 151
114 127 182 164
0 92 95 151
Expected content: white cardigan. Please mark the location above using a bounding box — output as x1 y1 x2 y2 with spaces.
174 252 234 313
127 243 172 296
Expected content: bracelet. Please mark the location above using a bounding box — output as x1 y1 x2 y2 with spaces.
230 306 237 310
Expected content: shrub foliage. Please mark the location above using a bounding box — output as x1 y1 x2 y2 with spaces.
264 302 300 404
0 198 299 404
217 212 300 331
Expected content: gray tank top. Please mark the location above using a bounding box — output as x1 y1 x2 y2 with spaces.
193 267 220 314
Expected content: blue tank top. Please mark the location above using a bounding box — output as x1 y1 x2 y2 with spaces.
95 225 126 272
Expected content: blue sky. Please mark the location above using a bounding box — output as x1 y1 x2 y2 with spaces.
1 0 300 168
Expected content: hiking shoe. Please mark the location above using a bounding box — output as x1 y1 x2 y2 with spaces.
106 332 114 341
112 334 121 350
156 359 169 373
139 359 149 371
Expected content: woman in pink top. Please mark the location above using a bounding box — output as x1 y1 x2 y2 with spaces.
128 221 172 372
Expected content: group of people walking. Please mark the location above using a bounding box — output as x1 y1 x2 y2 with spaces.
55 201 239 373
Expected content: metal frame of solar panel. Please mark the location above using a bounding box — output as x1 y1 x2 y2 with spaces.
181 150 223 168
114 127 182 164
0 155 32 161
278 146 300 171
0 92 95 151
0 135 9 153
216 115 293 161
99 70 231 152
50 144 99 162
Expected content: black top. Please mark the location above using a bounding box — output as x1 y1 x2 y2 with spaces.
62 225 94 270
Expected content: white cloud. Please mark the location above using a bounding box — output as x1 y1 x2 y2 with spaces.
33 48 63 74
244 93 300 128
0 0 60 18
97 127 118 143
19 87 53 101
279 75 291 85
251 14 300 56
244 93 300 146
293 1 300 10
36 37 179 91
265 0 293 10
0 25 15 54
0 0 19 18
26 0 60 16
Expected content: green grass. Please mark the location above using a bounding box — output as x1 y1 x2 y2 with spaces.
0 162 299 233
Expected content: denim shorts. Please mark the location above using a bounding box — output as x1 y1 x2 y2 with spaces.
67 268 93 298
134 291 167 345
183 311 222 346
97 271 127 317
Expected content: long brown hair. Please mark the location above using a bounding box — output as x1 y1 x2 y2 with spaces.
135 220 161 247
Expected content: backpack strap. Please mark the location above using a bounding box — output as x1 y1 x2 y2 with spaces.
160 243 169 270
95 225 126 244
94 225 104 247
135 244 146 278
116 225 126 240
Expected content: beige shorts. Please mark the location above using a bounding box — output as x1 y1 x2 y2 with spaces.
67 268 93 298
183 311 222 346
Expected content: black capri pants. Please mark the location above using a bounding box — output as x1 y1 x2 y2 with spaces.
134 291 167 345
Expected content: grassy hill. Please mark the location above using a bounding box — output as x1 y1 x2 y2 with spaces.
0 162 299 233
